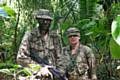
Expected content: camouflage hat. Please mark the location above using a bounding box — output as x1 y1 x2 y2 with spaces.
36 9 53 20
66 27 80 37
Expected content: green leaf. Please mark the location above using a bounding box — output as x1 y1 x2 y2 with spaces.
28 64 41 71
0 69 13 75
111 15 120 45
2 6 16 17
18 68 32 76
110 38 120 59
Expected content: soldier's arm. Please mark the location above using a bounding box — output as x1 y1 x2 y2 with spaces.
86 47 97 80
16 31 35 67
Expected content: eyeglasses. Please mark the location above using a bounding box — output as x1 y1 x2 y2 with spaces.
68 35 79 38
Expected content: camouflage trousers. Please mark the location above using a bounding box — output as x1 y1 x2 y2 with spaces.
68 75 90 80
67 70 89 80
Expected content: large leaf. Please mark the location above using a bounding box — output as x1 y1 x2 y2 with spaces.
79 0 97 19
28 64 41 72
110 38 120 59
18 67 32 76
0 69 12 75
2 6 16 17
111 15 120 45
0 8 9 18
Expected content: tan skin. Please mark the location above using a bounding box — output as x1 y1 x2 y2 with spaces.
68 35 80 55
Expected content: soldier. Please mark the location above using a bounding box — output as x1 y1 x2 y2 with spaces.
57 27 97 80
16 9 62 71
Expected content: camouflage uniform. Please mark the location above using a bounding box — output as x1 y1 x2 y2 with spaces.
57 28 97 80
17 27 62 67
16 9 62 67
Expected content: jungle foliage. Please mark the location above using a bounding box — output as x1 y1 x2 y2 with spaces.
0 0 120 80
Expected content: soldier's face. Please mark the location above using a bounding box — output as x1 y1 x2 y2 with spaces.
38 19 52 30
68 35 80 45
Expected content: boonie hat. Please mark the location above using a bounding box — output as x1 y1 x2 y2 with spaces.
66 27 80 37
36 9 53 20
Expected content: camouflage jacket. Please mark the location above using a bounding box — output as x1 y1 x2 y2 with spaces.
17 27 62 67
57 44 97 80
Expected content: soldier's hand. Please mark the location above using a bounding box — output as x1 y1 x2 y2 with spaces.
37 65 54 79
